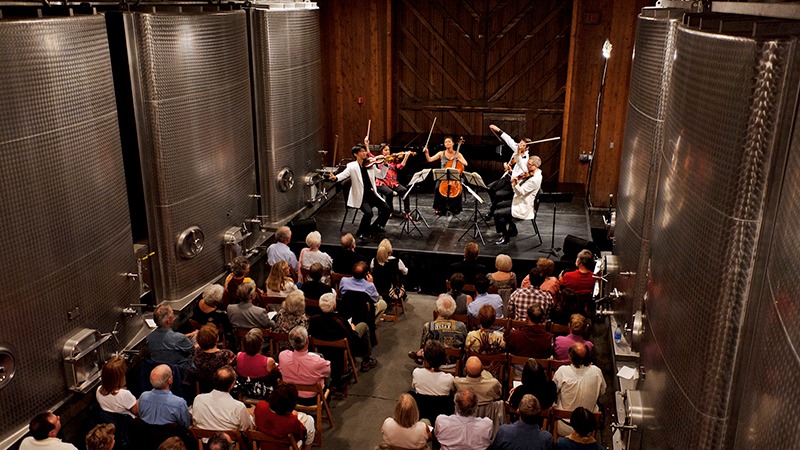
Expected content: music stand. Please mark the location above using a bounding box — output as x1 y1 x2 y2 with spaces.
538 191 574 258
458 182 486 245
432 168 463 225
401 169 431 234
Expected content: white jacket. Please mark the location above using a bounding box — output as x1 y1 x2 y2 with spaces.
511 168 541 220
335 160 385 208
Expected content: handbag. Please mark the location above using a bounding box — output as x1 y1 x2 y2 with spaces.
388 283 407 302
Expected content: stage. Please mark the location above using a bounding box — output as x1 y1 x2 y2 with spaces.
299 182 594 294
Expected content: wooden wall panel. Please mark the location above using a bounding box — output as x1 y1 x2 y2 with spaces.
560 0 651 207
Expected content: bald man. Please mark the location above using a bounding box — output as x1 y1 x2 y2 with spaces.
453 356 502 406
552 343 605 436
138 364 191 427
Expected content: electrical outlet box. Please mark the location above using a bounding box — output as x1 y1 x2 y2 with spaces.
579 153 593 162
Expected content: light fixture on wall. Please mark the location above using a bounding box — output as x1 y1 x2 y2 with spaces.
586 39 613 207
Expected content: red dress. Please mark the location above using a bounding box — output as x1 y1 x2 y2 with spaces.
254 400 306 450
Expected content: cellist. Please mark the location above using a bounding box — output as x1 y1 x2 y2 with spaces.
423 136 468 215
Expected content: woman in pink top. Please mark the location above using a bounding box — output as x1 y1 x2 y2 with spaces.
235 328 277 399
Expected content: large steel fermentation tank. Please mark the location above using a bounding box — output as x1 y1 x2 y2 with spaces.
110 9 260 305
0 14 141 445
249 3 325 225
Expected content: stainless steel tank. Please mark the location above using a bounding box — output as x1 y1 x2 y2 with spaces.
0 14 140 445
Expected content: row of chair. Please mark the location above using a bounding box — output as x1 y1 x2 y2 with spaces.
189 426 300 450
433 310 570 335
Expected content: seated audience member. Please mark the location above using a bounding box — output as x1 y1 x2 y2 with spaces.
493 394 552 450
554 314 593 361
559 250 596 295
301 263 334 302
408 294 467 364
454 357 502 405
467 274 504 318
227 281 275 330
465 305 505 354
298 231 333 283
255 383 315 450
266 260 298 297
381 394 431 449
274 290 310 352
19 412 77 450
549 288 583 326
190 284 231 337
487 253 517 306
370 238 408 295
434 388 493 450
521 258 560 297
207 433 233 450
412 340 455 396
447 241 487 284
85 423 115 450
509 358 557 410
266 226 298 274
339 260 388 318
234 329 278 399
279 326 331 406
507 305 553 359
553 344 606 436
192 366 253 431
139 365 191 427
157 436 186 450
331 233 367 274
508 268 553 322
556 407 603 450
223 256 253 307
308 292 377 380
96 356 138 418
194 325 236 392
447 272 473 315
146 304 194 370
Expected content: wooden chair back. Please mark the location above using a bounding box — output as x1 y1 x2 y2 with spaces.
548 322 570 336
330 272 351 294
549 359 571 380
188 427 242 450
310 337 359 388
445 280 477 297
440 346 464 376
289 381 334 446
244 429 300 450
234 327 271 354
466 351 507 392
268 331 290 357
262 295 286 308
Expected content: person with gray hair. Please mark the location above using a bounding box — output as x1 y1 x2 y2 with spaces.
278 326 331 406
298 231 333 283
493 155 542 245
559 249 596 295
553 343 605 436
486 123 534 218
146 304 194 369
408 294 467 365
138 365 191 427
192 366 253 431
493 394 552 449
226 281 275 330
433 388 493 450
267 225 298 274
189 284 231 338
273 290 309 352
332 233 368 274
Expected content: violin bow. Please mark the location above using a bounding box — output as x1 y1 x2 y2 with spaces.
423 117 437 150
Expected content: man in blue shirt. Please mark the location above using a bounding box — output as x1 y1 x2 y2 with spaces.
146 305 194 370
492 394 552 450
266 226 298 274
139 365 191 428
338 261 386 318
467 274 504 318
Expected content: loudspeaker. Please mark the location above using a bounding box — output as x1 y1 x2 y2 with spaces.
288 217 318 242
561 235 599 263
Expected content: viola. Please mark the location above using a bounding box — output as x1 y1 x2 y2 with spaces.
438 137 465 198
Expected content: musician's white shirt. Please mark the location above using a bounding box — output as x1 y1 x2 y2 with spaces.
334 160 385 208
500 132 530 178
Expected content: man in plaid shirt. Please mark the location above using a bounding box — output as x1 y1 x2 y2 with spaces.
508 268 553 321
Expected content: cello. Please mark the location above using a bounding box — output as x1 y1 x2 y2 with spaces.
438 136 465 198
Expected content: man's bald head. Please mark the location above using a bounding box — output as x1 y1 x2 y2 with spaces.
150 364 173 389
568 342 589 367
465 356 483 378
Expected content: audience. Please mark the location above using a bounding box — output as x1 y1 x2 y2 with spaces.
412 340 455 396
279 326 331 406
465 305 505 354
381 394 431 449
254 383 314 450
332 233 367 274
266 226 298 274
96 356 138 418
227 281 275 330
192 366 253 431
370 239 408 295
138 365 191 427
20 412 77 450
550 288 583 326
156 436 186 450
85 424 115 450
207 433 233 450
298 231 333 283
223 256 253 307
559 250 596 295
146 304 194 370
553 343 605 436
521 258 560 297
190 285 231 337
194 324 236 391
493 394 552 450
448 242 487 284
234 328 277 400
301 263 335 302
433 388 493 450
339 260 387 318
487 254 517 306
408 294 467 364
266 260 298 297
454 357 502 406
554 314 593 361
467 274 504 318
274 290 310 352
556 407 602 450
508 268 553 322
447 272 473 315
507 305 553 359
509 358 557 411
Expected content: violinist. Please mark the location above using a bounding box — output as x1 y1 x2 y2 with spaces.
375 144 414 217
329 139 391 239
424 136 468 215
487 124 533 237
493 156 542 245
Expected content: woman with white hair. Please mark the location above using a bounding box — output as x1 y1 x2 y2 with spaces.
298 231 333 283
274 291 310 352
188 284 231 340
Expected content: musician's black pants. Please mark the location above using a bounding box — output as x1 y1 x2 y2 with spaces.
493 199 517 237
488 177 513 213
377 184 410 213
358 190 391 234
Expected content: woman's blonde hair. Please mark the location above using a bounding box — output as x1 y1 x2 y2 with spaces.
266 260 291 292
305 231 322 249
495 254 512 272
393 393 420 428
281 290 306 316
376 239 392 265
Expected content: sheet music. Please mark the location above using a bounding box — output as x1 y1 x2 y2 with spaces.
461 171 488 189
432 168 461 182
462 183 484 204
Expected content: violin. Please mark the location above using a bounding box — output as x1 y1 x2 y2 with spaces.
364 151 417 167
438 137 465 198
